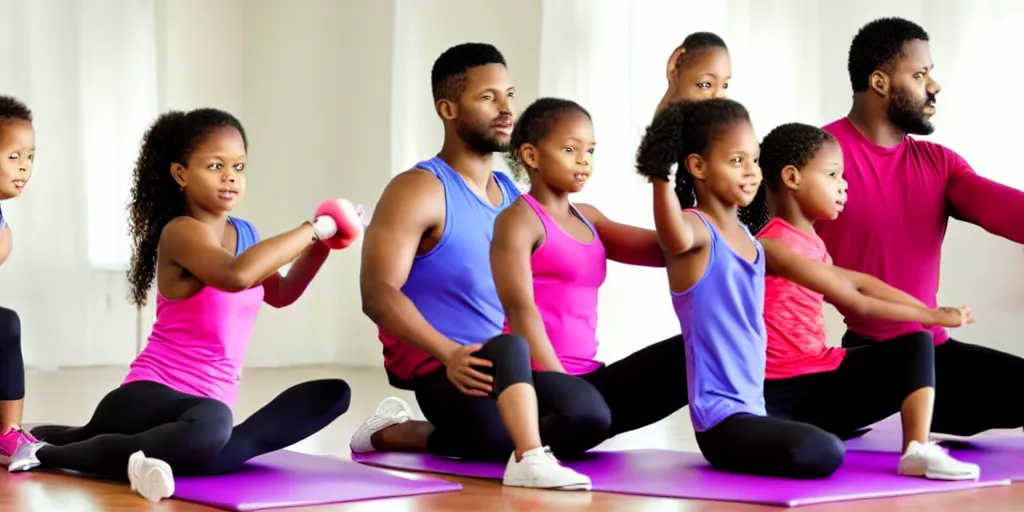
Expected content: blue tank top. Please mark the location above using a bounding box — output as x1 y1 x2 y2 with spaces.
379 157 521 382
671 209 767 432
229 216 260 254
0 202 6 232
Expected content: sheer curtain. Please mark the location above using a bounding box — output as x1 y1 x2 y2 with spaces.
0 0 159 369
538 0 1024 361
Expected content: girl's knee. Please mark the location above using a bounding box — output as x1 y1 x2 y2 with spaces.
898 334 937 388
564 407 612 453
482 335 533 396
565 389 612 434
483 334 530 363
792 431 845 478
188 401 234 449
319 379 352 417
0 307 21 347
167 401 234 473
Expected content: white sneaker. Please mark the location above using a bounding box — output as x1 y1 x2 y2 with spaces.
502 446 592 491
898 440 980 480
127 451 175 502
350 397 414 453
7 441 45 472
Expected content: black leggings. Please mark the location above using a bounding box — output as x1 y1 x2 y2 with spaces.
29 378 350 479
696 413 845 479
766 332 935 436
0 306 24 401
578 335 688 437
844 331 1024 436
413 334 611 461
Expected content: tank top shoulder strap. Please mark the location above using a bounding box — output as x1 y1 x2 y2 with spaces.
414 156 458 186
520 193 556 231
683 208 719 242
492 171 522 206
569 202 598 234
229 217 261 256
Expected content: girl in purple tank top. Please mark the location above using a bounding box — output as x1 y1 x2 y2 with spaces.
10 108 360 502
637 98 849 479
0 96 38 466
493 97 689 441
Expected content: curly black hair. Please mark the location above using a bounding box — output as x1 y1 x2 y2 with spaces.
0 95 33 124
126 108 247 307
635 98 750 209
676 31 728 69
848 17 929 93
431 42 507 103
738 123 837 234
503 97 591 183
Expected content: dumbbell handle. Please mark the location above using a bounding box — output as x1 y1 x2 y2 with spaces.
312 215 338 241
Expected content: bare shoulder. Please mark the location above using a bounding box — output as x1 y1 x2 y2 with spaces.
372 167 445 224
160 216 214 244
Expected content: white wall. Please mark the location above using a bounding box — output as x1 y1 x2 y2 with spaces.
391 0 542 179
238 0 394 367
0 0 154 371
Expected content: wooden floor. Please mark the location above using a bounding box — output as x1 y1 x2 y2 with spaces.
4 365 1023 511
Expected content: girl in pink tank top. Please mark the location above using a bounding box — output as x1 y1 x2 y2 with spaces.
9 108 362 501
738 122 978 480
492 97 688 441
0 96 41 465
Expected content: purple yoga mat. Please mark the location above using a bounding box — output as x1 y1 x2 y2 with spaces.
352 449 1007 507
170 450 460 511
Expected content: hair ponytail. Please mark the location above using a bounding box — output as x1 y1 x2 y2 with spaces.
636 98 751 210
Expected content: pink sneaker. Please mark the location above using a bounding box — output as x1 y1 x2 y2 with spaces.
0 427 39 466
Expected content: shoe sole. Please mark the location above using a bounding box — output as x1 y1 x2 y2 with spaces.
349 398 413 453
899 468 980 481
924 470 980 481
503 479 592 491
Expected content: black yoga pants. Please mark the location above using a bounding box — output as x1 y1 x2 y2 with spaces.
696 413 846 479
413 334 612 461
844 331 1024 437
0 306 24 402
766 332 935 437
29 378 350 479
578 334 689 437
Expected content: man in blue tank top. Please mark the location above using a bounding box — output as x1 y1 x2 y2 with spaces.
352 43 602 490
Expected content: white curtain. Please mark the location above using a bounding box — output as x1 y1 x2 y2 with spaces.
0 0 159 369
538 0 1024 362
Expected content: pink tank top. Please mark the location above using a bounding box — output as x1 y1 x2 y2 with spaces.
520 194 606 375
122 217 264 407
757 217 846 379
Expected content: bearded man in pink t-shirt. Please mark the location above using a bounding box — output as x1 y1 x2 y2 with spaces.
815 17 1024 437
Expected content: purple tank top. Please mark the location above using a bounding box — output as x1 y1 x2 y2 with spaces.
378 157 521 384
671 210 767 432
520 194 606 375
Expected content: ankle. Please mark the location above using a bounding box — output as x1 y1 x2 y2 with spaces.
369 428 390 450
515 445 543 462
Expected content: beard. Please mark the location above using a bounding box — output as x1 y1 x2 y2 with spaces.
456 119 511 153
887 88 936 136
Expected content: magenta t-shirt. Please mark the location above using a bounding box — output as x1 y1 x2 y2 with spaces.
816 117 1024 344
